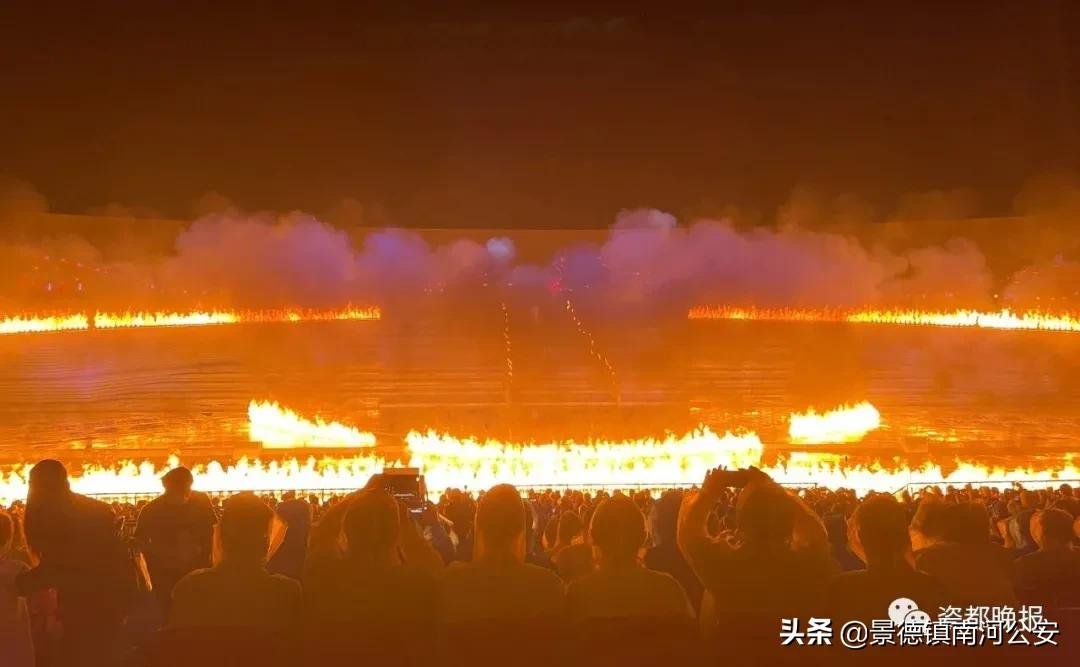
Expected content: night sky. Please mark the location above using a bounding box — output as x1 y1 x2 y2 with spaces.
2 3 1078 228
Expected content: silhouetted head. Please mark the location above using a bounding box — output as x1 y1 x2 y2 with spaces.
823 513 849 547
219 493 274 565
735 483 795 549
909 496 948 549
344 489 400 559
555 511 584 548
0 510 12 551
27 459 70 503
850 495 911 566
1031 508 1073 550
161 466 194 501
474 484 526 563
941 502 990 545
522 500 539 554
648 490 682 546
1020 490 1039 510
590 493 646 567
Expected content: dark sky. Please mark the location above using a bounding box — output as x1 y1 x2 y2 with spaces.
1 3 1078 228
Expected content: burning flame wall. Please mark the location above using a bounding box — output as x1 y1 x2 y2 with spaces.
788 402 882 444
247 400 376 449
688 306 1080 333
1 400 1077 503
2 207 1079 502
0 307 379 335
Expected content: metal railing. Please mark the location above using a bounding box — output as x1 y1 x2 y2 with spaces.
896 478 1080 495
83 480 825 504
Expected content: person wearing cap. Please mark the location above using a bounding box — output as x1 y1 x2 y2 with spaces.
135 466 217 619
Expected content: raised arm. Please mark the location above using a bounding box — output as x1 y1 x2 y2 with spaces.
307 494 357 561
396 501 445 575
785 487 828 551
737 469 828 552
677 470 730 583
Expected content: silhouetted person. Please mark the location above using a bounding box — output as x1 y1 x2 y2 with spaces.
827 494 945 622
644 490 704 612
914 501 1017 607
0 510 34 667
551 511 592 583
267 492 311 581
1007 490 1040 556
823 511 864 572
440 485 564 622
304 488 439 651
523 500 554 570
135 467 216 617
566 494 692 620
443 491 476 562
678 468 833 637
169 493 300 630
1015 508 1080 606
16 460 132 667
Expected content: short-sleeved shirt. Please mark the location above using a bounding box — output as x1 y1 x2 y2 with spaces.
135 493 216 579
439 561 564 623
914 543 1017 608
552 544 593 583
566 566 693 621
695 545 835 621
304 556 437 628
827 567 946 623
1015 548 1080 607
170 563 301 630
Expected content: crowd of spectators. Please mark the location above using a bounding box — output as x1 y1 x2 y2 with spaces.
1 460 1078 666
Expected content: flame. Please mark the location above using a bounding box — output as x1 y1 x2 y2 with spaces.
405 427 764 491
758 455 1080 496
0 306 380 335
1 399 1077 504
688 306 1080 333
94 311 239 328
93 306 380 330
789 402 882 444
1 437 1078 504
0 314 89 335
0 455 391 502
247 400 376 449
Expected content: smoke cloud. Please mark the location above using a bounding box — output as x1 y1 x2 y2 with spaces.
0 174 1078 317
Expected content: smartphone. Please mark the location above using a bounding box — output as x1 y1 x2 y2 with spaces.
379 468 428 515
709 468 753 488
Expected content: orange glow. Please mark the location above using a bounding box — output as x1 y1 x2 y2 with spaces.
0 314 89 335
0 455 390 502
2 440 1077 504
789 401 882 444
247 399 376 449
94 306 380 329
0 306 380 335
688 305 1080 333
1 400 1076 503
405 427 764 491
94 311 239 328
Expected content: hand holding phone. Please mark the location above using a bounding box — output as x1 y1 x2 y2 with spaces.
702 466 769 496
